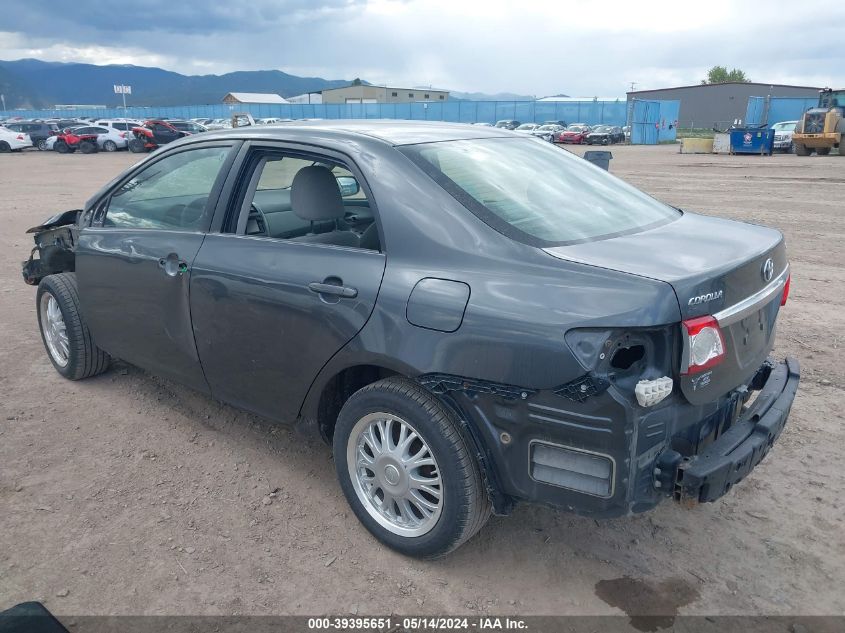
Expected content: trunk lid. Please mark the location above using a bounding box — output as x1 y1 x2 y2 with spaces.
545 212 788 404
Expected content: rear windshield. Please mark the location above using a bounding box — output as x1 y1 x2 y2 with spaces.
400 138 680 246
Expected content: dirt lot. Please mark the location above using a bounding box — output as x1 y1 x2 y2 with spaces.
0 144 843 618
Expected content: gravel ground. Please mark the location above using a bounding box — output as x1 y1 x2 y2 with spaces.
0 144 843 618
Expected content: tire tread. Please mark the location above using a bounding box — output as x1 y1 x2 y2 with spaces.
38 273 109 380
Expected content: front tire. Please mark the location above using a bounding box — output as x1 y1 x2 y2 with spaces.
816 147 830 155
79 140 97 154
102 140 118 152
794 143 810 156
0 141 10 153
37 139 48 151
334 377 491 558
37 274 110 380
128 138 147 153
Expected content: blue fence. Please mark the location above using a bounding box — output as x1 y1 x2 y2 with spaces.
5 99 631 126
630 99 680 144
745 96 817 126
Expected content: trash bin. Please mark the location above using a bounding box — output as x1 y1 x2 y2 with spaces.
583 150 613 170
729 127 774 155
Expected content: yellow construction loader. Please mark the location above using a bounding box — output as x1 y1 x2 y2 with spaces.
792 88 845 156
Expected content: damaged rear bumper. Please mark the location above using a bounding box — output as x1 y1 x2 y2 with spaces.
672 357 800 505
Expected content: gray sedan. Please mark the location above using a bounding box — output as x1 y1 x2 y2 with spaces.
21 121 798 558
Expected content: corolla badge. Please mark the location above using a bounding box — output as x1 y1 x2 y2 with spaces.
762 258 774 282
688 290 723 306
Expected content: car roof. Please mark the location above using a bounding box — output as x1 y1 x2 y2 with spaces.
189 119 515 146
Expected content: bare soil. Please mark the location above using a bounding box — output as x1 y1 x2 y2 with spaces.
0 145 843 617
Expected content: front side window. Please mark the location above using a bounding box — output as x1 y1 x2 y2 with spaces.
104 146 231 230
401 138 679 246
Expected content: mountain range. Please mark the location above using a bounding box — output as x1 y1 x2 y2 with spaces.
0 59 536 109
0 59 360 109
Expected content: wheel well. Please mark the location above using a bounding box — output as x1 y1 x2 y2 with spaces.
316 364 400 442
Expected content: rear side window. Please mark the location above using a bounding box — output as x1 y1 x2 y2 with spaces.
229 150 378 250
400 138 679 246
104 146 231 230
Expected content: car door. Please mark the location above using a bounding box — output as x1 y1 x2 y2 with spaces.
75 141 240 391
189 143 387 422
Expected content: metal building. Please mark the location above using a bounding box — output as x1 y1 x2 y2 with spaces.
222 92 289 105
321 85 449 104
627 82 821 129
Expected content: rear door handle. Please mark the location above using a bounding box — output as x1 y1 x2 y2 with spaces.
308 282 358 298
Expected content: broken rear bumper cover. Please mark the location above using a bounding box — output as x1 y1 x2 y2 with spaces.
670 357 800 505
435 356 800 517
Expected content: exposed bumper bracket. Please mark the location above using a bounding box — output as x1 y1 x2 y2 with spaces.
673 357 800 506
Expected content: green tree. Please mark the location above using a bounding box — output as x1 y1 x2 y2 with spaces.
701 66 751 84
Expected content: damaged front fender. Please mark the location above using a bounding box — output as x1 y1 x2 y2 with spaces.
21 209 81 286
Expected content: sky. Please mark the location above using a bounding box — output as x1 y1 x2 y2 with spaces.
0 0 843 97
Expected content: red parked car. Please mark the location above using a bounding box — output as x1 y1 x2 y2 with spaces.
557 124 592 144
128 120 188 153
53 130 99 154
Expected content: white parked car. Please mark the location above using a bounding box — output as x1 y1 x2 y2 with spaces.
93 119 143 135
771 121 798 153
205 118 231 130
0 127 32 152
44 125 129 152
74 125 131 151
256 117 293 125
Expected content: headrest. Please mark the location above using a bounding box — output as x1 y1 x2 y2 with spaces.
291 166 345 221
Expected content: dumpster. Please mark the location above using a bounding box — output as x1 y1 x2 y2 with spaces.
583 150 612 170
729 127 774 155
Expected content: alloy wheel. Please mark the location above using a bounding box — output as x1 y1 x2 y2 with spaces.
347 412 443 537
40 292 69 367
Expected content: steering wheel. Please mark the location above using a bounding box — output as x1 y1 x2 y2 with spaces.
163 196 207 228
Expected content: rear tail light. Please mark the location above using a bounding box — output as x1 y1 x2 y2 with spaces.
16 134 24 140
120 132 126 138
681 315 725 375
781 274 791 306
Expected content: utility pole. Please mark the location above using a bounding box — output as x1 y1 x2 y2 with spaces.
0 94 6 115
629 81 637 92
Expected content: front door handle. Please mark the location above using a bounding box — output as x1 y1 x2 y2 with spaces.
308 281 358 299
158 253 189 277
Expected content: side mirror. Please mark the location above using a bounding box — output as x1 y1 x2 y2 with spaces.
336 176 360 197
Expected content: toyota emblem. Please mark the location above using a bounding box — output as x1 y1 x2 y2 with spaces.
762 258 774 282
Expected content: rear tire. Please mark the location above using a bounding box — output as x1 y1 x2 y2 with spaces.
128 138 147 153
333 377 491 559
36 273 110 380
55 140 70 154
37 139 48 151
102 140 118 152
0 141 10 153
793 143 810 156
79 140 97 154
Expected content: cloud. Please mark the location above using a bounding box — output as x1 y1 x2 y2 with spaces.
1 0 843 95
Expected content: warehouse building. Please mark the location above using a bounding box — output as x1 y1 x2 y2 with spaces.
627 82 821 129
321 84 449 104
222 92 289 104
